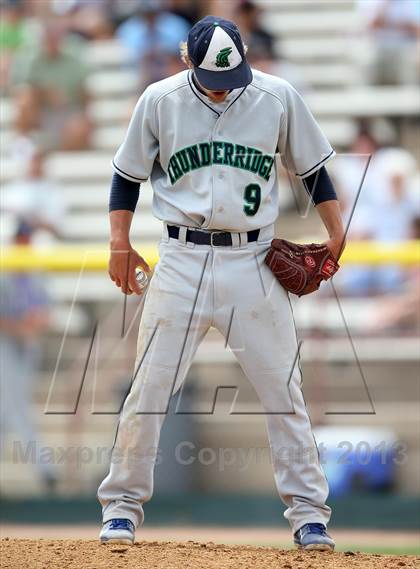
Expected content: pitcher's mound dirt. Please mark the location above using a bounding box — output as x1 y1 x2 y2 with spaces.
1 538 418 569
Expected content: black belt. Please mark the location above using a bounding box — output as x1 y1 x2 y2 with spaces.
167 225 260 247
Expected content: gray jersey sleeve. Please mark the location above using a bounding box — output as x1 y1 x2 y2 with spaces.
112 87 159 182
278 83 335 179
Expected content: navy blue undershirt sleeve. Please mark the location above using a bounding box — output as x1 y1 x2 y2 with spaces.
302 166 337 206
109 172 140 212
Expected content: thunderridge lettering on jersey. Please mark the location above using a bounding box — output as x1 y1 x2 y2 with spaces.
167 141 274 185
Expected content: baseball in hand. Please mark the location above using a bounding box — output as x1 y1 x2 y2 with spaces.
135 268 149 289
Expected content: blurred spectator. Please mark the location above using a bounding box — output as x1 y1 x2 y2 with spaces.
0 220 57 492
51 0 114 41
116 0 190 88
236 0 275 60
236 1 307 92
167 0 202 26
334 132 418 295
1 149 65 244
369 216 420 332
370 148 418 242
13 20 92 151
107 0 143 27
205 0 235 20
333 126 382 238
0 1 28 91
0 2 24 87
358 0 420 85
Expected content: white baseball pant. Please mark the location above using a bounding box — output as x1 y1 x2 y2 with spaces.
98 224 331 533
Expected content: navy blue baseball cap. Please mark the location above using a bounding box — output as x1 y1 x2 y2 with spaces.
187 15 253 90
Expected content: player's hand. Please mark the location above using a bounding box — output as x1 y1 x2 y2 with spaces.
109 243 150 295
324 237 346 261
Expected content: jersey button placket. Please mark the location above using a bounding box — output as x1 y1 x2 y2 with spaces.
208 116 222 229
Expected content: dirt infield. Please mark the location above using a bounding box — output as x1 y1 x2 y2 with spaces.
1 539 419 569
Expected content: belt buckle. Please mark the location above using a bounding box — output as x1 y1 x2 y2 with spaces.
210 231 224 246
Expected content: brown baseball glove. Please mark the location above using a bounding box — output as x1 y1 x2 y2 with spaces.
264 238 340 297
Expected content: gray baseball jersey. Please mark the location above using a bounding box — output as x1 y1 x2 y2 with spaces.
113 68 335 232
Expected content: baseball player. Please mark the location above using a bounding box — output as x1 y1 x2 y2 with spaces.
98 15 345 550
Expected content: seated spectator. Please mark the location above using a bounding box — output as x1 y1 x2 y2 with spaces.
358 0 419 85
108 0 143 27
13 20 92 151
116 0 190 88
370 148 418 241
51 0 114 41
204 0 238 21
332 126 382 238
369 216 420 332
1 148 65 244
0 1 27 92
236 0 275 59
167 0 201 27
235 1 309 92
0 220 58 493
335 140 418 295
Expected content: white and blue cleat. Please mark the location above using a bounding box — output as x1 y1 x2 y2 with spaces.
100 518 135 545
294 523 335 551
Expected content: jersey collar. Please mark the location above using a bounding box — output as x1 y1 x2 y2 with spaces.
188 70 247 117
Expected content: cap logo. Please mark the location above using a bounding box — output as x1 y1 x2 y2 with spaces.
215 47 232 68
198 26 242 72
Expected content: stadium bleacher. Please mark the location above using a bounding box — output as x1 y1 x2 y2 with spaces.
1 1 418 247
0 0 418 497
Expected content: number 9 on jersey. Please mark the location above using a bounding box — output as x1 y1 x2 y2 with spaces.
243 183 261 216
